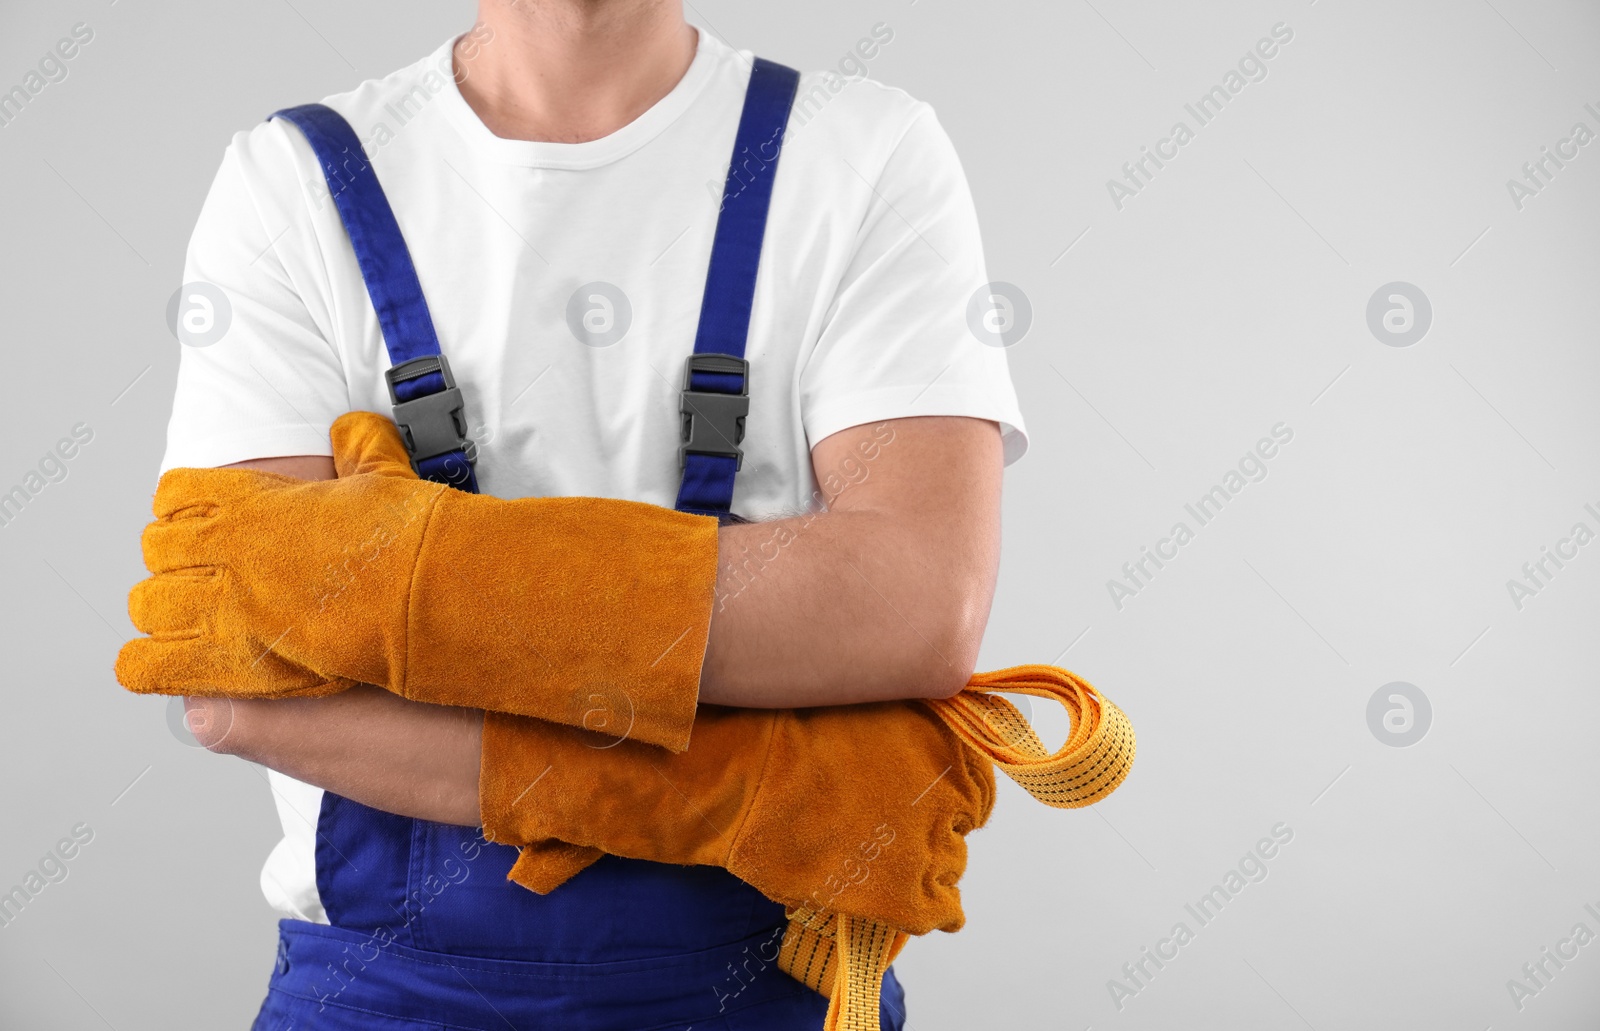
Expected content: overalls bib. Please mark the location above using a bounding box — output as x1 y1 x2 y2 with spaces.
247 59 910 1030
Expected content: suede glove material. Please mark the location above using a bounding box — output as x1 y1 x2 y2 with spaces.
479 699 996 937
115 411 719 751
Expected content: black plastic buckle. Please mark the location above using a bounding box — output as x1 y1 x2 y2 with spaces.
679 353 749 469
384 354 476 474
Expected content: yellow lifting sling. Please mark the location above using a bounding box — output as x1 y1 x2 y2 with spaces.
777 665 1137 1030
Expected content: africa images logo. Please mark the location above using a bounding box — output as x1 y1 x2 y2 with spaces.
1105 23 1295 211
1107 423 1294 610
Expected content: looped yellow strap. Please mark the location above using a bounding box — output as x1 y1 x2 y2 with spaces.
776 665 1135 1030
927 664 1137 809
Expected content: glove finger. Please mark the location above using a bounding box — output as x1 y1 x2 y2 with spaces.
785 827 967 937
140 510 221 574
151 466 277 519
928 745 993 838
116 637 200 696
507 841 606 895
331 411 418 480
927 835 970 933
860 815 967 934
957 741 997 831
115 633 345 699
127 569 217 634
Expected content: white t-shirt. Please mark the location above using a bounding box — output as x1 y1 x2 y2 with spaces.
164 27 1027 923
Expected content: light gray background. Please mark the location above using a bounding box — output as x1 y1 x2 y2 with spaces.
2 1 1597 1028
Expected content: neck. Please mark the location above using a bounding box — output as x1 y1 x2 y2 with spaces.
455 0 695 143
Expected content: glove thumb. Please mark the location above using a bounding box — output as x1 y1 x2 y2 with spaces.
506 840 606 895
331 411 418 480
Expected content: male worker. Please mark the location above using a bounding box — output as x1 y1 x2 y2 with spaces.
141 0 1026 1026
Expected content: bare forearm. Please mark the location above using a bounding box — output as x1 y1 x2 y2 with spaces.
699 417 1003 707
189 689 483 826
222 421 1005 709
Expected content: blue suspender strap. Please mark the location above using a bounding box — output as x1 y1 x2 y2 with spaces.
270 103 480 493
675 58 801 519
272 60 799 510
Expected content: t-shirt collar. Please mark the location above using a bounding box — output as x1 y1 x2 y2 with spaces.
435 24 721 169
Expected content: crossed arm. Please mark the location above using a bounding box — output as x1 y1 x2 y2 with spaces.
187 415 1003 823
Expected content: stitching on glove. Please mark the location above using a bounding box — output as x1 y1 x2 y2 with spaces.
397 482 449 700
722 710 781 867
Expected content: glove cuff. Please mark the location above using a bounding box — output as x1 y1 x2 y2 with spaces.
407 493 720 751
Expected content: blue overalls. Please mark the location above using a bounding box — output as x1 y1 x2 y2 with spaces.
249 59 909 1030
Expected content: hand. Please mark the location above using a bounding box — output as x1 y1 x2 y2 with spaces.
116 413 446 700
481 699 995 936
115 410 722 752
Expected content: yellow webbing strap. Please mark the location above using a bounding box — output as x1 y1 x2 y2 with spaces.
928 664 1137 810
776 665 1135 1030
777 906 909 1031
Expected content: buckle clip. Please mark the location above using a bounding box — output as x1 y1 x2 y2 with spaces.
679 353 749 469
384 354 476 474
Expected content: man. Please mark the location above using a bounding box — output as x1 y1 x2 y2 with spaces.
145 0 1026 1026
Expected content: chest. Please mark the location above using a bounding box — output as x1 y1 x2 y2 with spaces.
322 133 848 515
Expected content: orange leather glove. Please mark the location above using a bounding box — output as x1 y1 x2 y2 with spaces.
482 667 1131 1031
115 411 718 751
479 699 997 937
